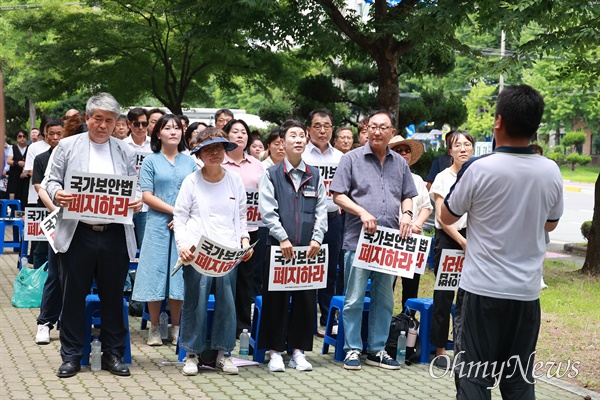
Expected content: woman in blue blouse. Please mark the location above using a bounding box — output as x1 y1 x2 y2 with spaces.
132 114 197 346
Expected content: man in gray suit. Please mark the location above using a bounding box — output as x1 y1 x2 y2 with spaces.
46 93 142 378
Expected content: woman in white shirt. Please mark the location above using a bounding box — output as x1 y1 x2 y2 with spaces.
429 131 475 370
388 135 433 310
174 128 253 377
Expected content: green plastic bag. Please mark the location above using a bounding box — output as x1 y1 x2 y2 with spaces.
11 262 48 308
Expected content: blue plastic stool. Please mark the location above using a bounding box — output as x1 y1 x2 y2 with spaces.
404 297 455 364
248 295 266 363
81 294 132 366
0 217 23 255
176 294 215 362
0 199 22 218
321 295 371 362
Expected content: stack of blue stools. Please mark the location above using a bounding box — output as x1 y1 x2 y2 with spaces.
404 297 455 364
321 295 371 362
0 199 24 255
81 294 132 366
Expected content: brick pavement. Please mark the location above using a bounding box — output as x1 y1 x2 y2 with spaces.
0 251 593 400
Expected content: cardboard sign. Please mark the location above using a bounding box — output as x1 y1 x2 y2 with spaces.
24 207 51 241
354 226 431 279
245 189 264 228
62 171 136 224
40 208 59 253
434 249 464 291
314 163 338 207
188 236 256 277
268 244 329 291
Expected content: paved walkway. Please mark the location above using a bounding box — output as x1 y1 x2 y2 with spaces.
0 251 596 400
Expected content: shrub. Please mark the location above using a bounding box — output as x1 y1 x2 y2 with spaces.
565 153 592 170
551 144 565 155
562 131 587 150
581 221 592 241
547 152 564 165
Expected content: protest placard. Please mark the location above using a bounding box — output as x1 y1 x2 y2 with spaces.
185 236 256 277
267 244 328 291
40 208 59 253
24 207 51 241
354 226 431 279
433 249 464 291
62 171 136 224
245 188 264 228
314 163 337 207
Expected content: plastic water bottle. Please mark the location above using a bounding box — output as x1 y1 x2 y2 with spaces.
159 311 169 340
239 329 250 359
91 337 102 371
396 331 407 364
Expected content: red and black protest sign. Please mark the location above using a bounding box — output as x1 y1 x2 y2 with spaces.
268 244 329 291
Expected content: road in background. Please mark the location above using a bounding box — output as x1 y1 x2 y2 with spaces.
549 181 595 245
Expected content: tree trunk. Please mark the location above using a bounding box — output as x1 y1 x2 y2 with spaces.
375 51 400 128
581 173 600 275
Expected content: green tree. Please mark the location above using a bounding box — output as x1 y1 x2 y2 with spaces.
562 131 588 154
460 83 496 140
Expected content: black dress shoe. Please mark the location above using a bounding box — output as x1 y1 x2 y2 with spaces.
101 353 130 376
57 361 81 378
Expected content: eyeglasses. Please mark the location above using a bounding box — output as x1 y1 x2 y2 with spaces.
312 124 333 131
132 121 149 128
452 142 473 150
394 147 411 154
368 125 391 133
17 135 27 138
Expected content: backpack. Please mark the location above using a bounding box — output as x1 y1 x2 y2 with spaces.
385 311 420 365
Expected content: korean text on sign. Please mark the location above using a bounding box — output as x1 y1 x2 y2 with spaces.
24 207 51 241
314 163 338 206
354 226 431 279
245 188 264 228
433 249 464 291
189 236 256 277
268 244 329 291
62 171 137 224
40 208 59 253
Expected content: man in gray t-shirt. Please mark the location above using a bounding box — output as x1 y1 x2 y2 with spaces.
331 110 417 371
441 85 563 399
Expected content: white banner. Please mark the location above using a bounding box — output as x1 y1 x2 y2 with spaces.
24 207 51 241
62 171 136 224
314 163 338 207
188 236 256 277
354 226 431 278
434 249 464 291
40 208 59 254
268 244 328 291
245 189 264 228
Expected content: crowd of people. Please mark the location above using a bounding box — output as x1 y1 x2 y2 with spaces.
6 84 562 399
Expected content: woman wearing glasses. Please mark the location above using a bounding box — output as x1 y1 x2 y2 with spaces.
132 115 197 346
388 135 432 310
429 130 475 370
6 129 30 206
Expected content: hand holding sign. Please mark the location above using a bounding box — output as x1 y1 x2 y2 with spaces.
279 239 294 260
55 190 74 207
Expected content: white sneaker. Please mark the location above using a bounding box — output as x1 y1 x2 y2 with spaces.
216 355 239 375
289 352 312 371
35 324 50 345
541 277 548 290
169 325 180 346
268 352 285 372
147 324 163 346
182 355 198 376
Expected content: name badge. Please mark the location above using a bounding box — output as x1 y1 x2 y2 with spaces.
303 190 317 198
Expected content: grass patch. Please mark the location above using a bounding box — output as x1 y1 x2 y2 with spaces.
560 165 600 183
394 259 600 393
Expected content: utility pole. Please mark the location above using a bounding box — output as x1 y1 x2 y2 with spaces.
498 30 506 93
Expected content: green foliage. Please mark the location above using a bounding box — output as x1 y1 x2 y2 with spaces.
397 99 430 132
551 144 565 155
412 147 448 181
562 131 587 148
593 132 600 155
565 153 592 171
547 152 564 165
421 89 468 129
581 221 592 241
460 82 496 140
560 166 600 183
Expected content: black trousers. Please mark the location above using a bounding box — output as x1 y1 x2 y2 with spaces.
430 228 466 349
58 224 129 363
37 246 61 328
258 245 316 352
454 289 540 400
317 213 342 326
235 230 259 334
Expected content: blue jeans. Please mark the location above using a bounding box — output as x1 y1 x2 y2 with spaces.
343 251 395 354
180 265 237 354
